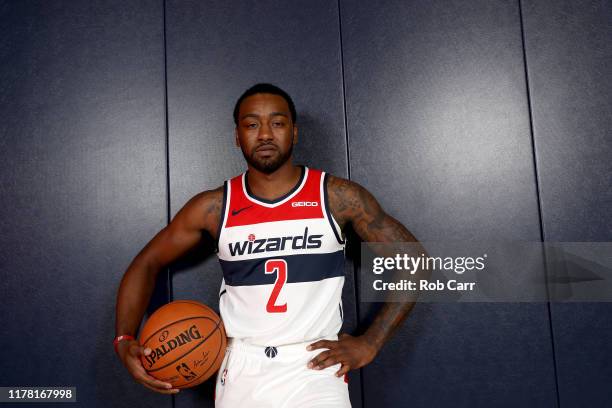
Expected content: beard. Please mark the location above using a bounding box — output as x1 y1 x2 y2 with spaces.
242 142 293 174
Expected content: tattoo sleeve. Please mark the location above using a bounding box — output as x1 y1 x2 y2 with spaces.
327 175 428 353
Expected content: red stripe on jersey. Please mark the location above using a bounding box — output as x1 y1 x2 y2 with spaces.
225 168 325 227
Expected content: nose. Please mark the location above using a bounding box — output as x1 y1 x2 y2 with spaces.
258 121 273 141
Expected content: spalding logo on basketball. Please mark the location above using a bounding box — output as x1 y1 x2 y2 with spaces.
138 300 227 389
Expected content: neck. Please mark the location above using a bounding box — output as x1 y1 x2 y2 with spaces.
246 160 302 201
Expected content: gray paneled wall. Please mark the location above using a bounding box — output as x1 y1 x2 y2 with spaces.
522 0 612 407
0 1 170 407
340 0 555 406
0 0 609 407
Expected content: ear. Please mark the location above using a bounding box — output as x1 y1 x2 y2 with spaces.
234 128 240 147
292 124 298 145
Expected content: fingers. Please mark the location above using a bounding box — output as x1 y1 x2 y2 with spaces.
128 342 144 357
307 339 334 351
119 340 178 395
335 364 350 377
127 341 153 358
308 350 345 371
124 343 175 393
308 349 353 374
308 350 332 369
141 381 180 395
136 369 178 394
307 335 358 374
130 361 174 391
141 373 175 391
312 355 340 370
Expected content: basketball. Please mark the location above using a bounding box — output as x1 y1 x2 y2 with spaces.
138 300 227 389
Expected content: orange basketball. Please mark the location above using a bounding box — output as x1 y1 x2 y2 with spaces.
138 300 227 389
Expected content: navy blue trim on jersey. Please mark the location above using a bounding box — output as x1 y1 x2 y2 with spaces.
219 289 227 297
338 303 343 322
244 165 306 204
215 181 228 252
219 250 344 286
323 173 345 245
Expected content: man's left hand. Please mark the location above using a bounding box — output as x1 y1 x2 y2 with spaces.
307 333 378 377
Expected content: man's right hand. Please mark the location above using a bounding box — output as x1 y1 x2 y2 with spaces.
117 340 180 395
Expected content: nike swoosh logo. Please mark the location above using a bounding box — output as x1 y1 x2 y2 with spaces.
231 205 253 216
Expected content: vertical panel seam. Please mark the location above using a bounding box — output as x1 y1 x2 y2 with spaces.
518 1 560 407
337 0 351 182
336 1 365 407
162 1 174 408
162 0 172 301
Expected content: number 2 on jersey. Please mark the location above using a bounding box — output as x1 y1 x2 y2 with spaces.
265 259 287 313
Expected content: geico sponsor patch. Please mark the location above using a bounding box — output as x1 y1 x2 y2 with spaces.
291 201 318 207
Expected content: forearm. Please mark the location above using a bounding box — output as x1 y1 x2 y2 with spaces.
362 242 429 352
357 217 428 352
115 258 161 337
362 302 416 352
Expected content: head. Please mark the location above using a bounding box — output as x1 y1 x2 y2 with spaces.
233 83 298 174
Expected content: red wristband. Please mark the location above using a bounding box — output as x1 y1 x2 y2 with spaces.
113 334 135 354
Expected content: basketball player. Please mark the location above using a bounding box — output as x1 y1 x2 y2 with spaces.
115 83 423 407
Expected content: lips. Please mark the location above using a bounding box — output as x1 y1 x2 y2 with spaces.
255 144 277 152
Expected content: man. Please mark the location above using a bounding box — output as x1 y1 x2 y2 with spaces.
115 83 422 407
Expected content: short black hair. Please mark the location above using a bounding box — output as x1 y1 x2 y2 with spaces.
233 83 297 125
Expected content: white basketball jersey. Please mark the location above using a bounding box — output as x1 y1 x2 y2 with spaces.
216 166 345 346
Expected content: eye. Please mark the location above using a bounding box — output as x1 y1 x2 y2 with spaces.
246 123 258 129
272 121 284 127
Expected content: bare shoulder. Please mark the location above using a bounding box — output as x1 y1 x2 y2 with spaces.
172 185 224 237
326 174 417 242
326 174 382 231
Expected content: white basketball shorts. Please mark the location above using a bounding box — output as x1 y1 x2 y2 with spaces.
214 336 352 407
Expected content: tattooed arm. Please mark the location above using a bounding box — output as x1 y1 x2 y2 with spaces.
115 187 223 394
308 175 425 377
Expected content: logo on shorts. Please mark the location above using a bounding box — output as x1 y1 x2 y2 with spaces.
220 368 228 386
264 346 278 359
